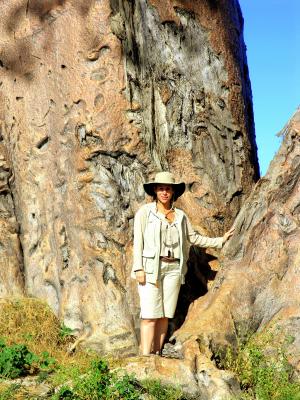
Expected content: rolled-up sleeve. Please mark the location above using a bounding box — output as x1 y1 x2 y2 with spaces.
132 207 146 273
186 217 223 249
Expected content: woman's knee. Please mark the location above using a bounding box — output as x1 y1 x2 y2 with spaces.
141 318 157 326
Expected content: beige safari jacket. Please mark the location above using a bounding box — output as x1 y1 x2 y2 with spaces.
131 202 223 284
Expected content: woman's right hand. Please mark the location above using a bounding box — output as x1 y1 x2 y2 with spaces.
136 270 146 285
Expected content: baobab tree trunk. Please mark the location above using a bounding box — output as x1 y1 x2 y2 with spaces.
0 0 258 355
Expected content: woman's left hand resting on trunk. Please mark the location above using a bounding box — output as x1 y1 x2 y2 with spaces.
222 226 235 244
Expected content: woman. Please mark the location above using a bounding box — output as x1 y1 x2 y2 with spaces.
131 172 234 356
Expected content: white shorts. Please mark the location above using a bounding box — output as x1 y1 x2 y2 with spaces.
138 261 181 319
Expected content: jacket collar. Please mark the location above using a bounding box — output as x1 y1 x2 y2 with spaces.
147 202 184 223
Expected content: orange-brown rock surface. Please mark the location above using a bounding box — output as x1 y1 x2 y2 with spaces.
0 0 258 359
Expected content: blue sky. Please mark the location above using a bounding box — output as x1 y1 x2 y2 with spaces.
239 0 300 176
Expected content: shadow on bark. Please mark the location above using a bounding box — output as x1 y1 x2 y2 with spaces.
1 0 95 79
168 247 218 338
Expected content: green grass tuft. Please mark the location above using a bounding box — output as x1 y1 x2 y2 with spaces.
216 329 300 400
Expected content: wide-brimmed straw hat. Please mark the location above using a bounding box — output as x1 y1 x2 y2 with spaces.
143 171 185 200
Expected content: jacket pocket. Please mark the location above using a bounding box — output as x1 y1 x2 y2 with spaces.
142 249 156 273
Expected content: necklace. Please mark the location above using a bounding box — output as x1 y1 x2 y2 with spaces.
156 202 175 221
164 208 174 220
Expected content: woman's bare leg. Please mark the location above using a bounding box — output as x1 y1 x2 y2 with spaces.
153 317 168 353
140 319 157 355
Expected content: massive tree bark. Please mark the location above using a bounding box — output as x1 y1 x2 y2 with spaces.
120 110 300 399
173 108 300 375
0 0 258 355
0 134 24 297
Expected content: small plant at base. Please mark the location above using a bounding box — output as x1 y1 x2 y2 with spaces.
216 330 300 400
71 359 112 399
51 360 112 400
142 379 184 400
39 351 57 371
59 324 75 342
110 373 141 400
54 386 79 400
0 338 57 380
50 359 187 400
0 339 39 379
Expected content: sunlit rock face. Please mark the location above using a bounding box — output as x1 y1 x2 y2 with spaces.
0 0 258 355
174 109 300 371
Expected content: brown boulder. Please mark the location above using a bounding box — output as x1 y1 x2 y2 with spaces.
124 341 241 399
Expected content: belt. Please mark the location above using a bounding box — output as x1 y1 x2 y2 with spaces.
160 256 180 263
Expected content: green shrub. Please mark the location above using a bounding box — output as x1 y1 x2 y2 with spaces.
0 338 56 379
59 324 75 343
39 351 57 371
142 379 184 400
54 386 79 400
0 339 38 379
216 331 300 400
109 373 141 400
74 360 112 399
51 359 186 400
51 360 115 400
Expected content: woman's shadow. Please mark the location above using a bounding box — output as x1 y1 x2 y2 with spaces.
167 245 218 340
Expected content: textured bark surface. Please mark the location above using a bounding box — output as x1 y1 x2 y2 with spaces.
173 109 300 369
0 135 24 297
0 0 258 356
122 110 300 398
